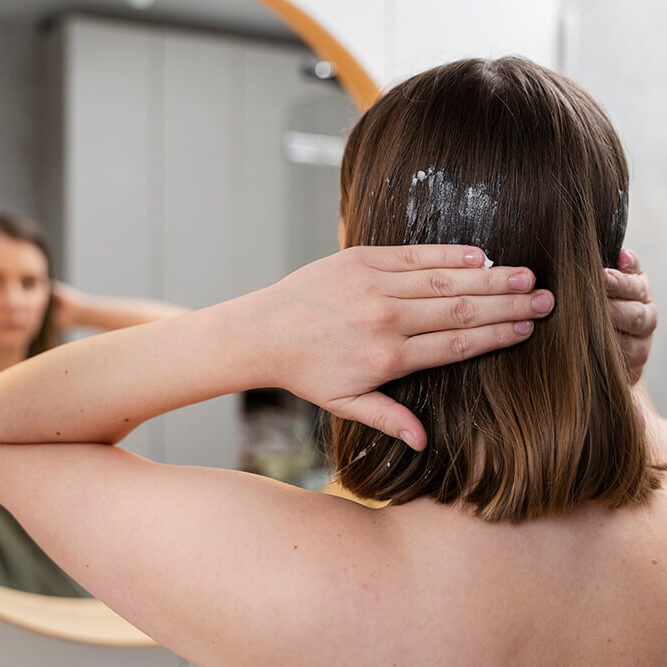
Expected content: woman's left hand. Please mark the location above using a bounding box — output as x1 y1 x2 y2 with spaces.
605 248 658 384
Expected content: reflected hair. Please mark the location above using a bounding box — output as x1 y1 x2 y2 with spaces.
329 57 665 522
0 213 58 357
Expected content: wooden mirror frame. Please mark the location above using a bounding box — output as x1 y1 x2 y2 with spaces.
258 0 381 111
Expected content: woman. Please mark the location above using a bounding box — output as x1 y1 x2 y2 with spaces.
0 212 187 595
0 57 664 665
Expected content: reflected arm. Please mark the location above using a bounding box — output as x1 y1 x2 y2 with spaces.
0 290 274 445
52 281 190 334
70 294 190 330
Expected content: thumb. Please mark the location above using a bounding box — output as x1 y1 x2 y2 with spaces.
331 391 427 451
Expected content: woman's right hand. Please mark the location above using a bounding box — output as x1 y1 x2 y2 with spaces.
605 248 658 384
266 244 554 451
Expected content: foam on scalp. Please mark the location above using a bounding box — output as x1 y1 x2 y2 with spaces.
609 190 628 251
403 166 501 258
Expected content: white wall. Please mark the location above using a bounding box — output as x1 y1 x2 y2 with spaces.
562 0 667 413
386 0 561 87
287 0 561 89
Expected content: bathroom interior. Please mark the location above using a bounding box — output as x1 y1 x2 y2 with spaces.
0 0 665 664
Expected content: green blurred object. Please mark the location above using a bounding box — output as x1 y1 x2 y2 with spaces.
240 389 327 488
0 504 92 597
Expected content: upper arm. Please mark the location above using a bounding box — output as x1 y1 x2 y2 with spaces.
0 443 383 665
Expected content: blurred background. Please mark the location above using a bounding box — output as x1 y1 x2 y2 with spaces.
0 0 665 664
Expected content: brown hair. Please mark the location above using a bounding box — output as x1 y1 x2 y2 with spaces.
0 212 59 357
330 57 665 522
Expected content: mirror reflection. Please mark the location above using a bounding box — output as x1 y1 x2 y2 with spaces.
0 1 357 598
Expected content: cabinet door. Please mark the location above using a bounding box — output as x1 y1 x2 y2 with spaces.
64 18 164 461
239 42 350 287
160 32 244 467
160 35 349 468
66 18 162 301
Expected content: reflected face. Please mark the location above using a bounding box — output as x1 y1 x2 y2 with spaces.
0 235 51 349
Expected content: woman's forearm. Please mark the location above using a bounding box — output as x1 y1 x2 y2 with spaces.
1 245 555 451
0 290 274 445
74 295 189 330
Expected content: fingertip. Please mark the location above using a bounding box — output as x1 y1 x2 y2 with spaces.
399 421 427 451
531 290 555 315
412 436 428 452
618 249 636 273
514 320 534 336
463 247 485 267
508 269 535 292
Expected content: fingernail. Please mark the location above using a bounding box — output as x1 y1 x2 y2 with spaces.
509 273 531 291
464 251 483 266
399 430 417 449
619 250 633 271
531 293 554 313
514 320 533 335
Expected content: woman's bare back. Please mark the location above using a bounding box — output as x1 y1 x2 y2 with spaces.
2 436 665 667
364 483 667 666
307 419 665 667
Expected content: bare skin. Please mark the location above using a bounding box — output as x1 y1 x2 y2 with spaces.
51 280 188 332
0 243 663 665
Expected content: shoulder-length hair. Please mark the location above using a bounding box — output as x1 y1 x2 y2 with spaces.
329 57 665 522
0 213 59 357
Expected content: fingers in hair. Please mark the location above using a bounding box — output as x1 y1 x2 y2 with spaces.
609 300 658 336
401 321 535 372
605 269 652 303
356 244 488 271
330 390 427 451
385 266 536 299
396 291 554 336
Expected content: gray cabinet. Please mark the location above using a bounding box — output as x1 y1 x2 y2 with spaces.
40 16 343 468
